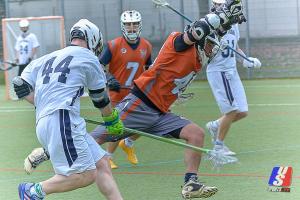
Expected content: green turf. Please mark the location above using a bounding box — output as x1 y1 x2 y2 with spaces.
0 79 299 199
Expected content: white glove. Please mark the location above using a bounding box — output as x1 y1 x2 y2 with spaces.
243 57 261 69
24 147 50 174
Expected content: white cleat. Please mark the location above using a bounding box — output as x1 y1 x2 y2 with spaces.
214 144 236 156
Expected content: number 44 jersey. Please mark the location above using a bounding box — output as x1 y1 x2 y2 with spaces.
206 24 240 72
21 45 106 122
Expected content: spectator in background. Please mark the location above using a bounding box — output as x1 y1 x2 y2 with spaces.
15 19 40 76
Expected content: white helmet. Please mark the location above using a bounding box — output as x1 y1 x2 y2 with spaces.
70 19 103 56
120 10 142 42
195 32 220 67
19 19 29 28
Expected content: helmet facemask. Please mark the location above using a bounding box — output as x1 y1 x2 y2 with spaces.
195 32 220 67
120 10 142 42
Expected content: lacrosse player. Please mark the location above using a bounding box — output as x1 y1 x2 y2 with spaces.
15 19 40 76
91 1 245 198
14 19 124 200
20 0 245 198
95 10 152 169
206 0 261 156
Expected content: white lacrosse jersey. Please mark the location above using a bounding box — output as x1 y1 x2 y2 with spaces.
15 33 40 64
207 24 240 72
21 45 106 123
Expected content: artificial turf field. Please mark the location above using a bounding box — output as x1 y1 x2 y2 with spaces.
0 79 299 200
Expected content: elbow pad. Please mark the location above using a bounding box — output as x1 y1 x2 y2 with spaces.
89 88 110 109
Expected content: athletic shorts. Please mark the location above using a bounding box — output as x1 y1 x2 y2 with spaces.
207 70 248 114
90 93 192 139
36 109 107 176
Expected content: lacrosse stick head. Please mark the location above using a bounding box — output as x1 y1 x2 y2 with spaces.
204 149 238 169
152 0 169 7
174 92 195 106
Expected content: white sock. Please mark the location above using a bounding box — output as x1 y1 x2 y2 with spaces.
30 183 46 198
214 119 221 128
124 138 134 147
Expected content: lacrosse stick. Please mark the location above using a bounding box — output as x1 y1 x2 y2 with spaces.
85 118 238 168
0 60 18 71
152 0 253 64
174 92 195 106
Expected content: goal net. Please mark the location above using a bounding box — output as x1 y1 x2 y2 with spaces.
2 16 66 100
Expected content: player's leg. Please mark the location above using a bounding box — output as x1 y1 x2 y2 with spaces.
206 71 241 155
118 134 139 165
87 131 123 200
148 113 218 198
95 156 123 200
19 110 99 199
90 125 120 169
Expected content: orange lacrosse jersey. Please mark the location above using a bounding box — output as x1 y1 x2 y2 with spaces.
134 32 201 113
108 37 152 104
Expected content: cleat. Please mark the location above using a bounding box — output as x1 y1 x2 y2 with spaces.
181 177 218 199
206 121 218 143
213 144 236 156
109 159 118 169
118 139 138 165
18 183 44 200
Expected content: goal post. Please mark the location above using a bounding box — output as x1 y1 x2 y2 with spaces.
2 16 66 100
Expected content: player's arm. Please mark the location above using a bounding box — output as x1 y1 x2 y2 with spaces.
30 34 40 62
175 0 244 52
144 53 153 70
236 43 262 68
88 88 123 135
99 44 121 92
87 60 124 135
12 58 44 104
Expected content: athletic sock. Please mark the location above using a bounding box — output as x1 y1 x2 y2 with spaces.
213 119 221 129
184 173 198 183
30 183 46 198
124 138 134 147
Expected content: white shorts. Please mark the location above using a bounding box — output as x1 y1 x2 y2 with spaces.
36 109 107 176
207 70 248 114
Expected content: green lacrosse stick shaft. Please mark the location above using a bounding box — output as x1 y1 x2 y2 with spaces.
85 118 210 154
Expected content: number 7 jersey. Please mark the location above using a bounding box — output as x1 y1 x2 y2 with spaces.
21 45 106 123
106 37 152 104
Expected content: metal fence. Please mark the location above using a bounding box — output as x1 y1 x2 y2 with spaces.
3 0 300 79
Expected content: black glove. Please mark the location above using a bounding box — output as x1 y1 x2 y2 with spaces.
12 76 33 99
106 73 121 92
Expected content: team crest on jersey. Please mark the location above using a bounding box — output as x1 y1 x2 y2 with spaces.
121 48 127 54
140 49 147 59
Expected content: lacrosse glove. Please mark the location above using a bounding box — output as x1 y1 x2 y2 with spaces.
102 108 124 135
106 73 121 92
243 57 262 68
24 147 50 174
12 76 33 99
